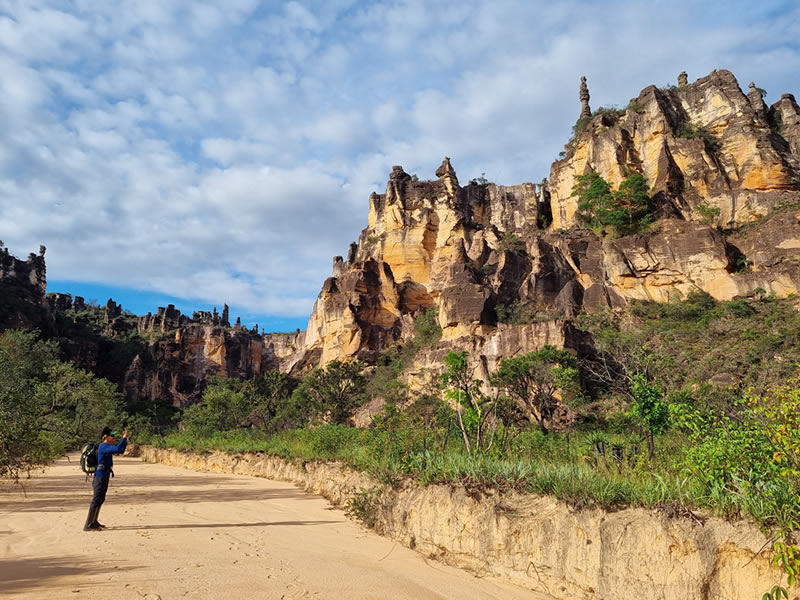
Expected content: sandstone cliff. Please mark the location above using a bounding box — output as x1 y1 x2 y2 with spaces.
286 69 800 384
123 325 282 407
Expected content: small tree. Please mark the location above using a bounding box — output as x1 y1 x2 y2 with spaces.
629 374 669 458
440 351 498 453
490 345 579 434
243 370 292 431
292 360 365 425
182 377 250 435
573 172 653 236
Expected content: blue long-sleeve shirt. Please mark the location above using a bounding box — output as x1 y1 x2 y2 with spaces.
94 437 127 477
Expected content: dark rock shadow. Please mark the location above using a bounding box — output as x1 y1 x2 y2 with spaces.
0 556 141 595
109 519 343 530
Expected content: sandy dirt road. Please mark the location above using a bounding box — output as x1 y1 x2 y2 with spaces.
1 455 554 600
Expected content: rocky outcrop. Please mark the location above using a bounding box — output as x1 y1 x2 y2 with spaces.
550 70 799 230
141 446 781 600
285 69 800 377
0 245 50 329
289 158 552 371
123 324 286 407
772 93 800 160
4 69 799 406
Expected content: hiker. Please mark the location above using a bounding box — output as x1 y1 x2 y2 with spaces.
83 426 129 531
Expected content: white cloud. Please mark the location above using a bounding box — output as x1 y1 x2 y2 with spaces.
0 0 798 325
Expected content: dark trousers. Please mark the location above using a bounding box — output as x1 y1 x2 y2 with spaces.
89 473 110 511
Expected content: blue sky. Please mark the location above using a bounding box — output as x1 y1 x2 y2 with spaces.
1 0 798 332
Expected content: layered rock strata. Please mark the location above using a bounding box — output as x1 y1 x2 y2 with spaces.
0 245 49 329
3 69 799 407
123 325 291 407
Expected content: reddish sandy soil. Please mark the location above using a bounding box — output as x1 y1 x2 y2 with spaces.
1 454 553 599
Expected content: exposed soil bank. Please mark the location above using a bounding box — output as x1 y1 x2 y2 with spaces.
1 453 544 600
141 446 786 600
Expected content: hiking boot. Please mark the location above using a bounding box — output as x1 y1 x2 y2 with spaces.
93 507 105 528
83 507 101 531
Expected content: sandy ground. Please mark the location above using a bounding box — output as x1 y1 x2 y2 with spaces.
1 454 554 600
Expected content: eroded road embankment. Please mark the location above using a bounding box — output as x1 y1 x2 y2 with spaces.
0 455 551 600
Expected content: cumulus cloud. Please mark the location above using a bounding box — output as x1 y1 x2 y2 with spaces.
0 0 798 328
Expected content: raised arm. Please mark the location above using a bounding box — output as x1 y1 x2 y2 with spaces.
110 430 129 454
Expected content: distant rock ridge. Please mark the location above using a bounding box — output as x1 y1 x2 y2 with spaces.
0 244 48 329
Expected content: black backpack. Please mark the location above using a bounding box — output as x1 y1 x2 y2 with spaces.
80 442 98 474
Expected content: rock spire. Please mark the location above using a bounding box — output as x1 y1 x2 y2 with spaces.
579 76 591 118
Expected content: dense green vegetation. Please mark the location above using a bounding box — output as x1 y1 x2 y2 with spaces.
572 172 654 236
0 329 125 479
676 121 720 152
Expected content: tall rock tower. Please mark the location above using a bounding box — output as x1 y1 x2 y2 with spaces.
579 76 591 118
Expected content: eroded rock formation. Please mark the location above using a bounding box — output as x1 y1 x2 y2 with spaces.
122 325 287 407
0 245 49 329
550 69 799 230
285 69 800 383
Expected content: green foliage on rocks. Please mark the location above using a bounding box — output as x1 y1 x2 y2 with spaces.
676 121 720 152
572 172 654 236
498 232 526 254
491 346 580 434
694 202 721 226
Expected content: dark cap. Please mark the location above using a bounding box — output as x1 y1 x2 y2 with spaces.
100 426 115 438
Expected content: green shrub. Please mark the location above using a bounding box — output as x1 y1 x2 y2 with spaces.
413 307 442 346
572 172 654 236
676 121 719 152
498 232 526 254
182 378 251 435
571 116 592 140
593 105 626 120
291 360 366 425
626 99 645 114
346 487 383 529
695 202 721 226
496 300 531 324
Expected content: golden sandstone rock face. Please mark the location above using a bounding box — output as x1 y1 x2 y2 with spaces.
118 70 800 395
549 69 799 230
290 70 800 373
